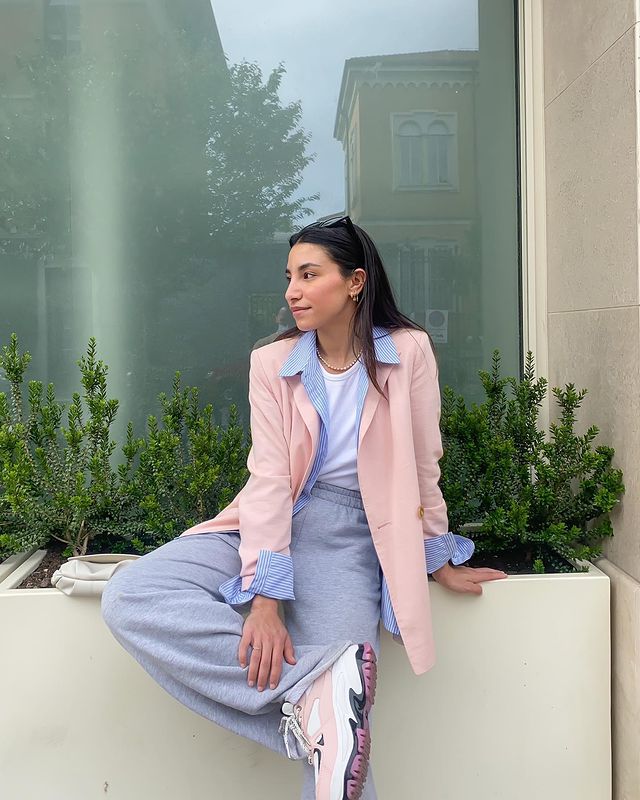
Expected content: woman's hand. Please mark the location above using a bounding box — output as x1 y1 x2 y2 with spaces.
432 562 507 594
238 595 297 691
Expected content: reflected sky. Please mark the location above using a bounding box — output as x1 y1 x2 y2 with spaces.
211 0 478 219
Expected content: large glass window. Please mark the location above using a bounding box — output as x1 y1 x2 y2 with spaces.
0 0 519 439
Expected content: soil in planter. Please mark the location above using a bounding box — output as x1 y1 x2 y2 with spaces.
467 549 576 574
14 540 69 589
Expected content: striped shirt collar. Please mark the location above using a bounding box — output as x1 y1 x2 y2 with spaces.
278 325 400 377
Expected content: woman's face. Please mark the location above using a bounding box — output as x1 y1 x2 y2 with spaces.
284 242 364 333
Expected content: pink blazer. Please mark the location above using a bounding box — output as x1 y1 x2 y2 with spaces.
181 327 448 675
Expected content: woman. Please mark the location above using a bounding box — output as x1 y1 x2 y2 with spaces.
101 215 507 800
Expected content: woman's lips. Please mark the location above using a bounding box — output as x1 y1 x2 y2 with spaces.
292 308 311 315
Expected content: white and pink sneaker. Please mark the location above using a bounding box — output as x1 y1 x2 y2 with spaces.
279 643 377 800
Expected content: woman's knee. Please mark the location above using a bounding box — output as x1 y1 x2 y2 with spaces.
99 554 165 634
100 567 139 634
101 532 240 633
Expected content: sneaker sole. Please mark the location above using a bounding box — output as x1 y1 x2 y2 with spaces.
344 642 377 800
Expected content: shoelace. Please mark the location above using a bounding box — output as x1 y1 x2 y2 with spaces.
279 702 314 764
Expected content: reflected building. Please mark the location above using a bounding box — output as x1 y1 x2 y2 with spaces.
334 50 483 391
1 1 518 432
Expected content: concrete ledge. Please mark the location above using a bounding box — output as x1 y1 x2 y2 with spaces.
0 546 41 585
0 549 47 591
0 566 611 799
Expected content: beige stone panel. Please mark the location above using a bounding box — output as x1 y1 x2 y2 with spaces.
545 26 638 313
595 558 640 800
544 0 637 102
547 306 640 580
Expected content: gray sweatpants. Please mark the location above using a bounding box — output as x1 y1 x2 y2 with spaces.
101 481 382 799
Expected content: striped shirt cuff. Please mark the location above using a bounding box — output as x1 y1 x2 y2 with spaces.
424 532 475 574
219 550 295 605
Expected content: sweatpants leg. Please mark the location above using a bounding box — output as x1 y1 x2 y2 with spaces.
101 531 350 758
102 481 383 799
287 481 381 800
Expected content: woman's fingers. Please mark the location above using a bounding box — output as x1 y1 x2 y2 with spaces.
437 564 510 594
247 643 265 688
238 629 251 669
474 568 508 580
271 634 297 688
460 566 507 582
269 647 284 690
239 612 295 691
283 634 297 666
256 643 273 692
245 638 296 691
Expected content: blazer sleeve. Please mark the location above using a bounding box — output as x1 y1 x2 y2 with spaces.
218 348 296 605
409 332 474 573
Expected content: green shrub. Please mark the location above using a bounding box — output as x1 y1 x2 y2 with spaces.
0 334 249 559
112 374 249 554
440 351 625 573
0 334 122 557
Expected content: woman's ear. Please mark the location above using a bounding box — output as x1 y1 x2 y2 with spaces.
351 268 366 293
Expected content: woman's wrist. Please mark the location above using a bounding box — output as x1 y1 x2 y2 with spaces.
250 594 279 613
432 561 453 582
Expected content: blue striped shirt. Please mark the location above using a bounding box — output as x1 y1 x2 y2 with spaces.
220 326 474 635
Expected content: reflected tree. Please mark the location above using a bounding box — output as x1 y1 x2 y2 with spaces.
1 22 317 433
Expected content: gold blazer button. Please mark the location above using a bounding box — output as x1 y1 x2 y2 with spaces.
418 505 425 519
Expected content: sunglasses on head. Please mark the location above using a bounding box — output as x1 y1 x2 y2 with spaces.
316 214 358 236
289 214 359 247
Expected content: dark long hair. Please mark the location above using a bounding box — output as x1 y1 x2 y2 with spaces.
276 216 437 395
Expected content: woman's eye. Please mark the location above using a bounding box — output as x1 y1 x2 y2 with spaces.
284 272 313 282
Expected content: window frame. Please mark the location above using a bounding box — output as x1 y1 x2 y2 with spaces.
391 110 460 192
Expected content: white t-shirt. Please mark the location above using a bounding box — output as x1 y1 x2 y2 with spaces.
316 359 362 490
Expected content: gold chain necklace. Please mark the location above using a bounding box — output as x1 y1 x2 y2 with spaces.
316 346 362 372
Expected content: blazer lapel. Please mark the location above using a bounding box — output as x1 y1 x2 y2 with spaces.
289 375 321 451
358 362 394 447
289 363 393 450
278 330 321 453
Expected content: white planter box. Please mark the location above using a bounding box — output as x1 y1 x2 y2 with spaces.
0 565 610 800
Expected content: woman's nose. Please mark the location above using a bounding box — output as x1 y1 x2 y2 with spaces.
285 282 300 303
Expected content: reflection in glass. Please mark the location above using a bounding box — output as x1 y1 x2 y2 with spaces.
1 0 519 445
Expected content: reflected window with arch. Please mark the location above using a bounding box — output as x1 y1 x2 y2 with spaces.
426 120 452 186
398 120 424 187
392 111 459 191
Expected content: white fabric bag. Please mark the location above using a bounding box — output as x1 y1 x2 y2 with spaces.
51 553 140 596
